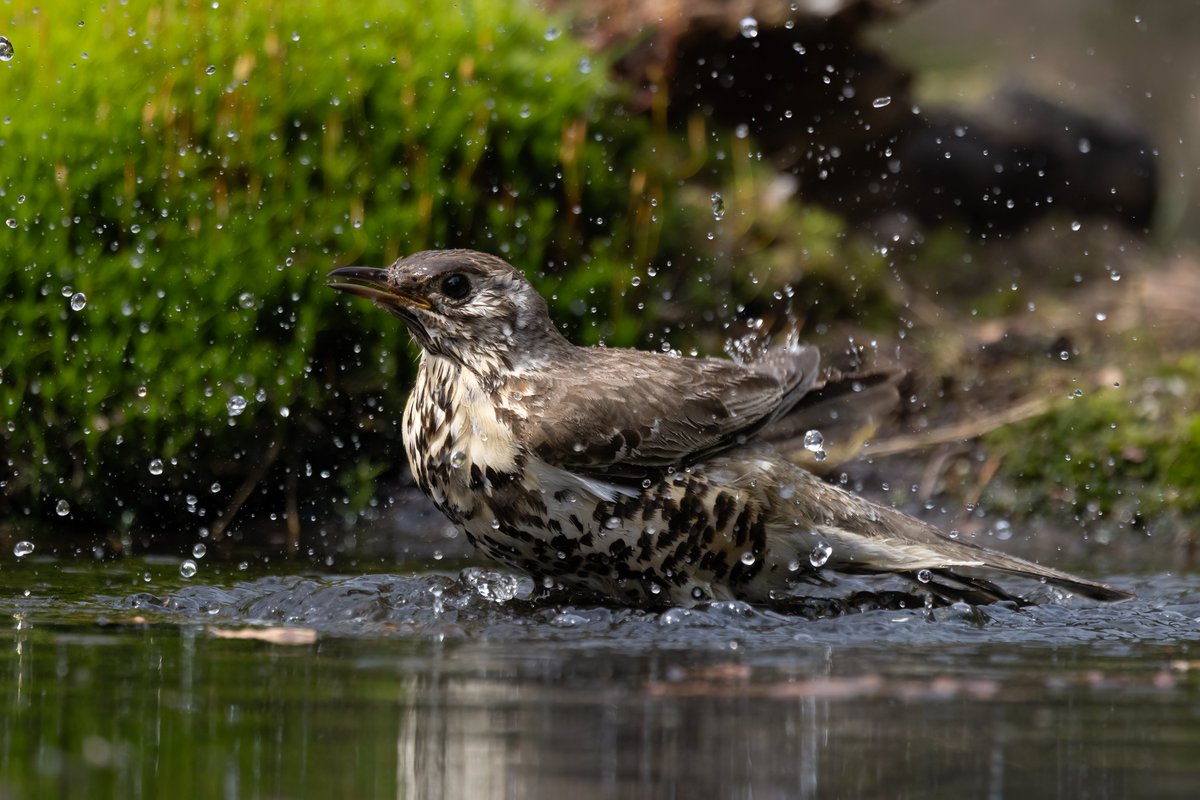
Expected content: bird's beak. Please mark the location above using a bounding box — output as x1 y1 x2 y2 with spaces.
326 266 432 311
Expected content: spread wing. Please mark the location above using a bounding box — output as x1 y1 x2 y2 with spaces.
523 344 820 479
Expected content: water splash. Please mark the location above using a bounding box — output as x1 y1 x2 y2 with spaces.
710 192 726 220
803 429 827 462
809 541 833 568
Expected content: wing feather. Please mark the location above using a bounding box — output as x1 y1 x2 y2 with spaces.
524 344 820 477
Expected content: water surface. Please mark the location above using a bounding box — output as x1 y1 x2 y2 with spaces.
2 559 1198 799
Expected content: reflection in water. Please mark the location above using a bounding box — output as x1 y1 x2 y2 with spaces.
395 641 1198 799
0 565 1198 799
398 653 835 799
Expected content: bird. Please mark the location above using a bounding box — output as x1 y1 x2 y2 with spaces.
327 249 1131 608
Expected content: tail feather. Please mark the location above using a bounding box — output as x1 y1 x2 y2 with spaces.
814 520 1134 602
774 474 1134 604
946 548 1134 602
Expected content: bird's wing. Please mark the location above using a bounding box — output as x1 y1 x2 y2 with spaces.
523 345 821 478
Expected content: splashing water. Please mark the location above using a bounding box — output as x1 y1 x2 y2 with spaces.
710 192 726 220
803 429 827 462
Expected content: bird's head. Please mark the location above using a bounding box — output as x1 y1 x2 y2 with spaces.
327 249 568 376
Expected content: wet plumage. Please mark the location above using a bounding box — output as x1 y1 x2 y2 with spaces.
328 249 1131 607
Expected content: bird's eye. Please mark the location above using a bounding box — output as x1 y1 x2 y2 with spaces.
440 273 471 300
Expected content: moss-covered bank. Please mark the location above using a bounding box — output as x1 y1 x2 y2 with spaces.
0 0 657 543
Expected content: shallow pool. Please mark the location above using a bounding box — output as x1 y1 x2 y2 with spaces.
2 558 1198 798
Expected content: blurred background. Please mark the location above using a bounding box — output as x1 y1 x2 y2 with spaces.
1 0 1197 566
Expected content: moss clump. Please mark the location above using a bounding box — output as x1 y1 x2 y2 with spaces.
0 0 652 541
0 1 919 549
984 356 1200 529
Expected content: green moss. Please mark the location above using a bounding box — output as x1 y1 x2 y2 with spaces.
0 0 651 538
0 1 938 546
984 355 1200 527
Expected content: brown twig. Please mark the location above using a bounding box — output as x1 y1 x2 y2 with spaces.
917 444 968 504
862 394 1054 460
285 463 301 556
954 452 1005 528
210 435 283 541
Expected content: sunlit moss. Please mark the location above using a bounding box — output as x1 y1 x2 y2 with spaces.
0 1 927 543
0 0 648 536
984 355 1200 528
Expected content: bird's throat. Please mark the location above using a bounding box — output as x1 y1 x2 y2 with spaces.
402 354 524 521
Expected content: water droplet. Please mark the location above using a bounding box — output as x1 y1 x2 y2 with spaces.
787 558 802 572
70 292 87 311
739 16 759 38
0 37 13 62
710 192 725 220
192 543 207 559
490 518 501 529
55 499 70 516
735 123 749 139
14 541 35 557
543 26 561 41
519 104 531 119
649 582 662 595
1095 312 1107 322
916 568 932 583
226 395 247 416
1070 220 1082 232
4 218 17 229
809 541 833 568
238 292 255 309
1078 138 1091 154
604 516 621 529
740 551 756 566
577 57 592 74
803 429 827 461
179 559 198 578
449 450 467 468
462 567 525 602
691 586 706 600
205 64 216 75
872 96 892 108
1059 350 1071 362
136 385 148 398
148 458 164 475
